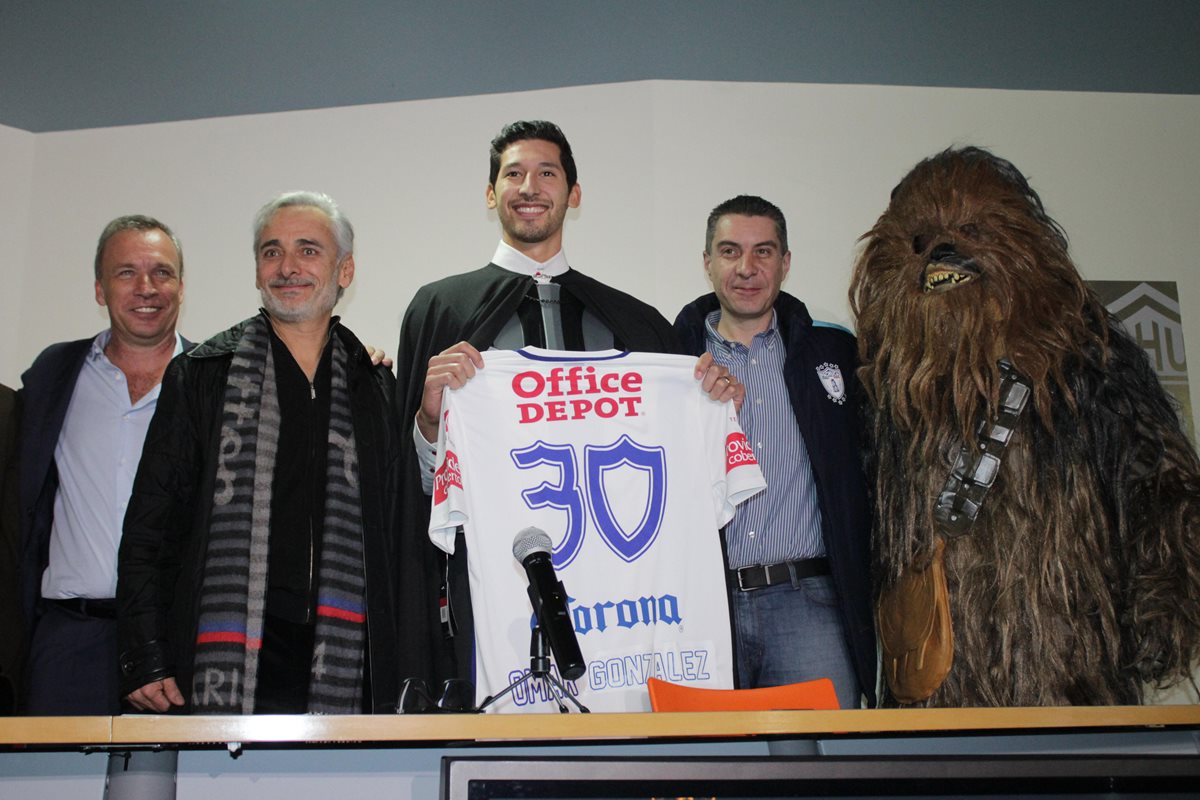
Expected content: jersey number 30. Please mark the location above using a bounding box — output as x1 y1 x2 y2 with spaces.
510 434 666 569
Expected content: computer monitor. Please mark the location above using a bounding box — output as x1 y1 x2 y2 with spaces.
442 754 1199 799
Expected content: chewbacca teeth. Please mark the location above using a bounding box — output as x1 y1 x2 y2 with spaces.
924 268 975 293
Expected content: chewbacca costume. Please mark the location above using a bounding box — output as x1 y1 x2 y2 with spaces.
850 146 1200 706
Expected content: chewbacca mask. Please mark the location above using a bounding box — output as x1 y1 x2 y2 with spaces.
850 146 1200 706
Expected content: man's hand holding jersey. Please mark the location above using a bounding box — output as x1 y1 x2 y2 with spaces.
417 341 486 443
693 350 744 412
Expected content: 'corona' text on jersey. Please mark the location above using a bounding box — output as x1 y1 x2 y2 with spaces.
570 592 681 635
528 592 682 638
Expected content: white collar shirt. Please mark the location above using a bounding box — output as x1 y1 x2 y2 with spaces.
490 241 569 282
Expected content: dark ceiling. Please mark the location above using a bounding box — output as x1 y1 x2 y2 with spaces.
2 0 1198 133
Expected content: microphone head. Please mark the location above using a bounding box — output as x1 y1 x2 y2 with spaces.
512 527 553 563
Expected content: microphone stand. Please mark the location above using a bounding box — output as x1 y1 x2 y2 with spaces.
477 625 590 714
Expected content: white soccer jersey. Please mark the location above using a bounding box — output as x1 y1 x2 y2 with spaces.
430 348 765 713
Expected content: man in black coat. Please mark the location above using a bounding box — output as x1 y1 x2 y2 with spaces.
118 192 402 714
674 195 876 708
395 121 739 685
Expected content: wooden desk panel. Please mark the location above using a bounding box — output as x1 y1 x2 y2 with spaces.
0 716 111 746
2 705 1198 749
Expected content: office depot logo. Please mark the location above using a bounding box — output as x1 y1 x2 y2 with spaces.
434 450 462 504
512 366 644 424
725 432 757 472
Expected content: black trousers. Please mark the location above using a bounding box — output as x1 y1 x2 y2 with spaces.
25 602 120 715
254 614 316 713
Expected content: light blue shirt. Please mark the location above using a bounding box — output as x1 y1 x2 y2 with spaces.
704 310 824 569
41 330 184 600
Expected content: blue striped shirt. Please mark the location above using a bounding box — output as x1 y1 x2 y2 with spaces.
704 310 824 569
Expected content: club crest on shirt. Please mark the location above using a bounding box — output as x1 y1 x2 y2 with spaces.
816 362 846 405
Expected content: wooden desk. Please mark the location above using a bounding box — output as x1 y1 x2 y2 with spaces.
1 705 1197 749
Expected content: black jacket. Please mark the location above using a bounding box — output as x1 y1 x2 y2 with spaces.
0 384 22 711
117 315 403 712
394 264 681 682
674 292 877 706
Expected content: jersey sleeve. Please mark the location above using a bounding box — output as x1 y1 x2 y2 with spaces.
428 387 468 554
708 400 767 528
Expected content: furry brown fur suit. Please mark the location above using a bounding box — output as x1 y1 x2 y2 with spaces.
850 146 1200 706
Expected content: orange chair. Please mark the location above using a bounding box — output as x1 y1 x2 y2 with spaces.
646 676 840 712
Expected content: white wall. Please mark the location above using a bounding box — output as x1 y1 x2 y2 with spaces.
3 77 1200 795
8 81 1200 431
0 123 35 388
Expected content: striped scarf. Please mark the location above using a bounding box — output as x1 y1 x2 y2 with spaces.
191 314 366 714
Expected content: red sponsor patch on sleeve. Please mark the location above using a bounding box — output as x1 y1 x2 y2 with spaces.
725 432 758 472
434 450 462 504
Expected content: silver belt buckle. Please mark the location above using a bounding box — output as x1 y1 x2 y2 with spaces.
736 567 749 591
736 565 758 591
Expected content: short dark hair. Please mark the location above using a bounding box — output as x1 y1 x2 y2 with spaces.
488 120 577 189
705 195 788 254
94 215 183 280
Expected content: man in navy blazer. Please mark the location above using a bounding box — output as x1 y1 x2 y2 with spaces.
18 215 188 715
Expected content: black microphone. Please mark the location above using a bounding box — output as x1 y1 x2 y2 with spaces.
512 527 586 681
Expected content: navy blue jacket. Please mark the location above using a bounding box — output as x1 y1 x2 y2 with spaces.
674 292 877 706
18 336 192 626
19 337 101 626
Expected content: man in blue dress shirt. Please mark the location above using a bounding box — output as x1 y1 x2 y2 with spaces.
674 196 876 709
18 215 187 714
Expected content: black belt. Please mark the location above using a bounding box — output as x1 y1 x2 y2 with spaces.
49 598 117 619
733 557 830 591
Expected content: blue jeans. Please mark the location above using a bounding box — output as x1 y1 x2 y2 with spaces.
730 573 861 709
